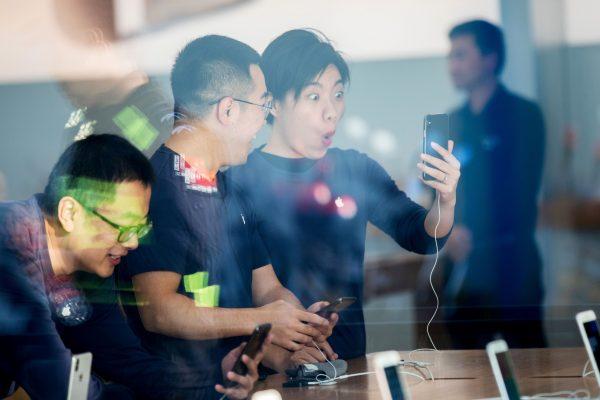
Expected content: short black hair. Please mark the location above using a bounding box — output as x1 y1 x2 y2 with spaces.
41 134 154 217
261 29 350 124
170 35 261 119
449 19 505 75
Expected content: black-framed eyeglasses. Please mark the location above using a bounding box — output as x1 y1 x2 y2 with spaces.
209 96 273 119
78 201 152 243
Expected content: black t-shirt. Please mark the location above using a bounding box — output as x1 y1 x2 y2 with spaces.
123 145 269 385
230 147 446 359
448 85 545 307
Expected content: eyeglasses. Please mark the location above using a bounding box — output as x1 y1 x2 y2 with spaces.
209 95 273 119
78 201 152 243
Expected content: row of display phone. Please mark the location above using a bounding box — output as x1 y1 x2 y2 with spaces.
374 310 600 400
68 308 599 400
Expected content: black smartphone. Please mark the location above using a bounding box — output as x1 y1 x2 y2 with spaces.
316 297 357 318
226 323 271 387
422 114 450 181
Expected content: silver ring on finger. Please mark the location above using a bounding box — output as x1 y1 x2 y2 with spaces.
443 174 448 183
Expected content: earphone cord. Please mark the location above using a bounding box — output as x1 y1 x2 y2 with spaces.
582 360 595 378
426 194 442 351
312 340 338 380
312 341 379 385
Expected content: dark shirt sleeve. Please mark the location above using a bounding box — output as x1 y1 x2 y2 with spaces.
249 225 270 270
0 253 104 400
60 276 210 400
245 194 271 270
126 178 192 277
229 178 271 270
364 154 449 254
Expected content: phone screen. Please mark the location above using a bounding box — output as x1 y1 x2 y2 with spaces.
384 365 406 400
583 320 600 367
423 114 449 181
496 351 521 400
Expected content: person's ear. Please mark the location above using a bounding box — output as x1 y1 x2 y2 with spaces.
216 97 238 125
269 98 282 120
57 196 79 233
483 52 498 75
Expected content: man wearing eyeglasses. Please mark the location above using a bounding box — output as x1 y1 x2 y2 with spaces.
121 35 336 393
0 134 265 399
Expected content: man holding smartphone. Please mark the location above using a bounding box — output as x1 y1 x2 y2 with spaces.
441 20 546 348
0 134 263 400
121 35 335 393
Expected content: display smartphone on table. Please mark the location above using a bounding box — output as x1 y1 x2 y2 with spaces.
225 323 271 387
485 339 565 400
374 351 410 400
316 297 356 318
486 339 522 400
422 114 450 181
576 310 600 387
67 352 92 400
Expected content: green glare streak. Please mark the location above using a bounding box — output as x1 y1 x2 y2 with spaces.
113 105 159 151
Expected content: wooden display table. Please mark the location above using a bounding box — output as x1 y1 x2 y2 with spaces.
252 348 599 399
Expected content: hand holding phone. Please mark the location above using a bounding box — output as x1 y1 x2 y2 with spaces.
418 113 461 205
224 324 271 388
422 114 450 181
259 300 328 351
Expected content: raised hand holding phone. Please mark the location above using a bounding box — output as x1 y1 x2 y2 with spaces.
417 114 461 206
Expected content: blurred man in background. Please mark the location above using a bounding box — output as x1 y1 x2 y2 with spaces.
442 20 546 348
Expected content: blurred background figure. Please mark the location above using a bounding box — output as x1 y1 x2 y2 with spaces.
441 20 546 348
53 2 172 156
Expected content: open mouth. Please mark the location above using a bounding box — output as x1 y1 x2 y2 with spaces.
322 131 335 146
108 253 125 266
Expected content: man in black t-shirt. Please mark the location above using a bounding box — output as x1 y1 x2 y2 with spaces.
123 35 335 389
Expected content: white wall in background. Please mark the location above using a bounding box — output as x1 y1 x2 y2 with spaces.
0 0 499 83
564 0 600 46
123 0 500 75
530 0 566 47
500 0 537 99
531 0 600 47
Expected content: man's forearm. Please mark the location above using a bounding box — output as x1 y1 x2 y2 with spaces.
424 194 455 238
255 285 303 309
142 293 270 340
